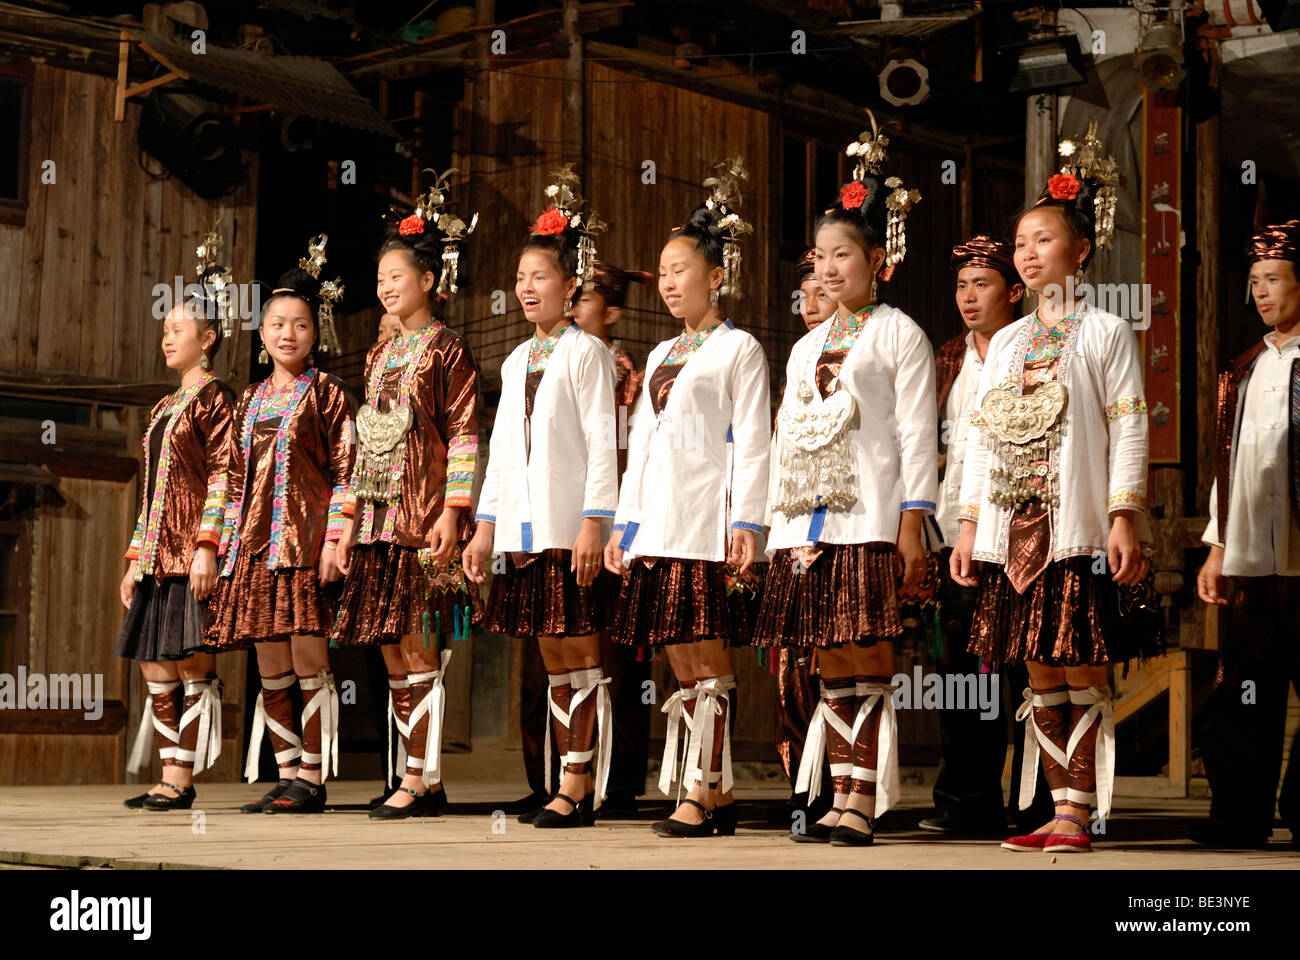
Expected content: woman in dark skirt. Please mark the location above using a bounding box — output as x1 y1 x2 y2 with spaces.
463 170 619 828
332 170 483 819
603 157 771 838
754 125 934 847
202 237 355 815
116 234 236 812
951 126 1160 853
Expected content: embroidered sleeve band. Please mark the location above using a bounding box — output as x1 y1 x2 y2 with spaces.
196 472 228 547
582 508 616 519
1105 396 1148 422
958 503 980 523
326 484 356 542
900 500 936 512
445 433 478 508
1108 491 1146 512
125 514 144 561
731 520 764 533
220 499 241 556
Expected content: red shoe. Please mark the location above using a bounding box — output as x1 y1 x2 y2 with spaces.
1000 831 1050 852
1043 814 1093 853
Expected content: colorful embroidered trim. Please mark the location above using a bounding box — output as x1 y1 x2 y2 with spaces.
663 319 724 365
131 373 214 578
197 472 228 547
1105 396 1148 422
526 322 575 373
970 409 986 427
822 304 875 352
731 520 763 532
582 508 616 519
1108 490 1146 512
326 484 355 542
360 323 441 543
900 500 936 512
222 370 315 575
958 503 980 523
445 433 478 508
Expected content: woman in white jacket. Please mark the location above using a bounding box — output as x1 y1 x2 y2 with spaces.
464 171 619 828
755 126 934 847
603 157 771 838
950 127 1160 853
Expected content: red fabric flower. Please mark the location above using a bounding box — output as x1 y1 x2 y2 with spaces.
531 206 569 236
398 214 425 236
840 181 868 210
1047 173 1080 201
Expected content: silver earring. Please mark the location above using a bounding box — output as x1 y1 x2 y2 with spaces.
710 288 720 308
563 296 573 318
1074 266 1085 287
258 341 268 365
870 275 878 302
199 354 210 371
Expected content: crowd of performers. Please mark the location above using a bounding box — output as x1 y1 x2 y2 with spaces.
114 118 1300 851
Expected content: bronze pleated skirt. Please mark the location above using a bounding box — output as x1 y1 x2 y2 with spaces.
202 546 333 650
610 557 743 647
969 556 1164 666
115 575 208 662
725 560 766 646
331 541 484 646
752 543 903 649
485 549 617 638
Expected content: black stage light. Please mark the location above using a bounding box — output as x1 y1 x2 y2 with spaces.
137 88 245 198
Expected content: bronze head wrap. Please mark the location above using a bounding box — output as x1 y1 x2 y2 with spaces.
1245 220 1300 265
591 260 652 309
950 234 1019 288
794 248 818 284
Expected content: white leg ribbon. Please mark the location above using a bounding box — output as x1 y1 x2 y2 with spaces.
544 672 574 792
688 676 736 797
1065 685 1115 818
658 686 698 796
244 674 301 783
388 676 410 782
855 681 900 817
127 680 181 773
1013 687 1071 811
568 668 614 809
793 682 857 800
408 648 453 787
177 677 223 774
299 670 340 781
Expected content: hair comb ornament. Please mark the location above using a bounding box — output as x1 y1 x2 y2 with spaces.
1051 119 1122 250
295 234 344 355
701 154 753 299
531 164 605 291
193 219 236 339
839 110 920 281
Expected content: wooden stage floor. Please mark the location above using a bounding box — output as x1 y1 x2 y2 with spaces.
0 782 1297 870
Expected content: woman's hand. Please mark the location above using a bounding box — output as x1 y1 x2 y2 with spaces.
319 543 340 583
1107 511 1149 586
1196 545 1229 606
462 522 494 585
189 545 218 602
571 518 604 587
334 516 354 576
728 528 756 577
120 561 139 609
896 511 926 596
949 521 979 588
603 532 626 576
427 506 461 564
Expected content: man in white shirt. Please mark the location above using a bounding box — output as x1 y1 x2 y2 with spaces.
922 235 1051 834
1194 220 1300 848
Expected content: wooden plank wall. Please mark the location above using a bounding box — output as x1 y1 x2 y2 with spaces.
0 64 257 784
0 64 257 390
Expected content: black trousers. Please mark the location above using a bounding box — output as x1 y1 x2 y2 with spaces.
520 635 651 798
1200 575 1300 837
934 548 1054 829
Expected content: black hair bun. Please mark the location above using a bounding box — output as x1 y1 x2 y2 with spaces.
379 215 444 276
271 267 321 301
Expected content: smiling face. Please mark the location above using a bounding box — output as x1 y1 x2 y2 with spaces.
955 267 1022 337
572 289 616 339
261 294 316 370
160 303 214 372
376 248 435 320
515 248 576 329
798 276 834 331
1014 207 1090 293
814 221 882 310
1249 258 1300 333
658 236 721 322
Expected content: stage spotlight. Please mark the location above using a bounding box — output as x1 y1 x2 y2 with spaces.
1134 21 1185 90
879 58 930 106
137 88 245 198
1006 35 1086 92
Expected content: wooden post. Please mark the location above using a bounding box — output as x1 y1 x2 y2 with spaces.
114 32 129 123
1194 45 1221 514
562 0 584 174
1168 653 1191 796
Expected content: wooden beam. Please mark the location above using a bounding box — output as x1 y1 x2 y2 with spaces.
0 702 127 736
114 30 128 122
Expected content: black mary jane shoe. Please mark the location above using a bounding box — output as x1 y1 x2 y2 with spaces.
652 798 719 838
789 807 846 843
712 801 739 836
418 786 448 817
533 792 594 829
141 782 196 811
828 807 875 847
242 778 295 814
264 778 327 814
124 781 175 809
369 786 426 820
